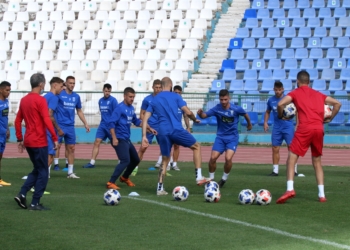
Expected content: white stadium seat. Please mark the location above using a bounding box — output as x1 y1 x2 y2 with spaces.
67 60 81 71
134 49 148 61
159 59 174 71
42 40 56 51
73 40 86 50
156 39 169 50
169 39 182 50
106 39 120 51
80 60 95 71
96 60 110 71
111 60 125 71
143 59 157 71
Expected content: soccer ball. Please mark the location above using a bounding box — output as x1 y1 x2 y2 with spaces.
255 189 272 205
324 104 332 119
204 181 219 191
104 189 121 205
238 189 256 205
172 186 189 201
283 103 296 119
204 187 221 203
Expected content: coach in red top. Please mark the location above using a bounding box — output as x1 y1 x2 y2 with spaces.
276 70 341 204
14 73 58 211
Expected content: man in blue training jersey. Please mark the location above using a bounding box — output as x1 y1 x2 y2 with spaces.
142 77 211 196
0 81 11 187
106 87 156 190
197 89 252 188
54 76 90 178
83 83 118 168
264 81 302 177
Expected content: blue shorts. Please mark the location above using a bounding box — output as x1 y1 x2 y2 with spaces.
95 125 112 141
271 126 294 146
0 135 6 154
47 133 56 155
58 125 76 145
212 137 238 154
158 129 196 157
146 132 159 144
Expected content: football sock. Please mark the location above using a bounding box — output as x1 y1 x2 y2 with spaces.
48 165 51 176
209 172 215 180
318 185 325 198
222 172 229 181
170 156 173 164
90 159 95 165
195 168 202 179
65 159 68 165
54 158 59 165
294 164 298 173
172 162 177 167
68 164 74 175
157 182 163 191
157 156 162 164
273 164 279 174
287 180 294 191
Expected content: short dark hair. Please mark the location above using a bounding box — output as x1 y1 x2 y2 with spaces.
274 81 283 88
50 77 64 85
219 89 229 97
153 79 161 86
30 73 45 88
173 85 182 92
297 70 310 84
124 87 135 95
0 81 11 89
103 83 112 90
66 76 75 81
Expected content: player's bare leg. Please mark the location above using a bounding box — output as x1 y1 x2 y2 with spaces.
157 155 170 195
269 146 280 176
83 138 102 168
171 144 180 171
208 150 220 180
218 149 235 188
53 143 62 170
66 144 79 178
190 142 209 185
312 156 326 202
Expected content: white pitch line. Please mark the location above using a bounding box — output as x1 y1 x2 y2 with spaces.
127 197 350 250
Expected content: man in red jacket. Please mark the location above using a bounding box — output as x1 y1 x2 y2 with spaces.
14 73 58 211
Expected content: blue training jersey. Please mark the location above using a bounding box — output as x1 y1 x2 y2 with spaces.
177 100 186 121
205 103 246 140
146 91 186 135
141 94 158 128
56 90 82 126
99 95 118 126
0 99 9 135
44 92 59 123
266 95 294 130
108 101 141 140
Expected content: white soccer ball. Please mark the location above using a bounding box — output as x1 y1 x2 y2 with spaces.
324 104 332 119
204 181 219 190
238 189 256 205
204 187 221 203
104 189 121 205
283 103 296 119
172 186 189 201
255 189 272 205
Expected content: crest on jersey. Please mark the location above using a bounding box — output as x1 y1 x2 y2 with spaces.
107 101 110 105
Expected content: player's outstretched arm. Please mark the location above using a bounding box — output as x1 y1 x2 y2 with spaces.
197 108 207 119
182 106 200 123
76 108 90 132
183 113 191 132
243 114 253 131
263 110 271 132
277 95 293 119
325 96 342 122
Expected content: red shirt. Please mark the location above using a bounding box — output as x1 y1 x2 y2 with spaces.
288 86 327 131
15 93 58 147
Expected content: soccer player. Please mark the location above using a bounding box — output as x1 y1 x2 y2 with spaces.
276 71 341 204
197 89 252 188
264 81 301 177
142 77 210 196
54 76 90 178
14 73 58 210
83 83 118 168
106 87 155 190
0 81 11 187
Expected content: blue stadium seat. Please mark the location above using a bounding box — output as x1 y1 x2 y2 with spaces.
339 100 350 113
327 0 340 8
334 7 346 18
287 8 300 19
246 18 259 29
259 111 274 126
246 90 260 102
283 27 296 38
322 17 336 28
266 27 280 38
260 79 274 92
272 69 286 80
339 17 350 27
235 59 250 71
244 9 258 19
298 27 311 37
288 69 299 79
314 28 327 39
329 27 342 37
272 9 285 19
263 49 277 59
268 59 282 69
229 80 244 92
273 38 286 49
206 100 219 110
244 69 258 79
253 101 267 113
295 48 308 59
336 37 350 48
307 69 319 80
242 38 256 49
316 58 330 69
261 18 274 29
259 69 273 80
297 0 310 9
329 113 344 126
284 59 298 69
222 69 237 81
257 9 270 19
309 48 323 59
345 117 350 126
312 79 326 90
283 0 295 9
303 8 316 18
312 0 325 8
267 0 280 9
219 59 235 73
227 38 242 51
300 58 314 69
319 90 331 95
268 90 275 95
276 18 290 28
241 112 258 125
230 49 244 60
252 0 264 9
307 37 321 48
340 69 350 80
342 48 350 59
345 27 350 37
335 90 348 96
343 1 350 7
257 38 271 49
246 48 260 60
335 57 347 69
210 80 225 92
307 18 321 28
321 37 334 48
252 59 266 70
244 80 258 90
292 18 306 28
328 80 343 91
195 114 209 125
251 28 265 38
281 79 293 90
318 8 331 19
238 100 252 111
236 28 250 38
233 90 246 95
290 38 304 48
344 82 350 92
326 48 340 59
